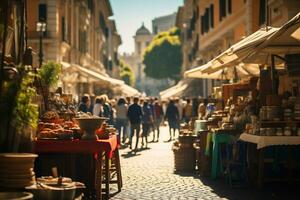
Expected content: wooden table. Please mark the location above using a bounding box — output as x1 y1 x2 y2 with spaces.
34 135 118 200
239 133 300 188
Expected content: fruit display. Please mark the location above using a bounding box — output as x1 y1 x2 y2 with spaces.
42 111 60 120
37 120 81 140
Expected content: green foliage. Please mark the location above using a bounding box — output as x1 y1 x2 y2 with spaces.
143 27 182 80
13 72 39 129
38 61 62 87
119 59 135 86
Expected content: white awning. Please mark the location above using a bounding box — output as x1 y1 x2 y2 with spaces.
184 62 260 80
245 12 300 64
118 83 140 96
200 27 278 74
160 81 188 100
63 64 124 85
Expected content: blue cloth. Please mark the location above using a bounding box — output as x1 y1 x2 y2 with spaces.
127 103 143 124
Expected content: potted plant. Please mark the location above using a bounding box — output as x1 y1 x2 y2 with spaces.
37 61 62 111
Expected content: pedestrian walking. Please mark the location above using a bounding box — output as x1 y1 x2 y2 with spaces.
88 94 95 113
115 97 128 144
153 99 164 142
192 97 200 118
141 99 153 148
165 99 179 141
78 94 90 113
124 97 132 144
183 98 193 123
175 97 184 122
92 96 104 116
127 97 143 150
148 97 156 142
101 95 113 124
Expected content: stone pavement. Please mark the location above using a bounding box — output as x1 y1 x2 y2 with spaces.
110 126 300 200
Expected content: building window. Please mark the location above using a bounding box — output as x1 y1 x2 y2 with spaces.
205 8 209 32
38 4 47 21
219 0 232 21
259 0 266 25
87 0 94 13
210 4 214 28
228 0 232 14
99 13 108 37
201 7 211 34
61 17 66 41
219 0 226 21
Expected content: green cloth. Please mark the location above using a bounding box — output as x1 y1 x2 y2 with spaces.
210 132 236 179
205 132 213 156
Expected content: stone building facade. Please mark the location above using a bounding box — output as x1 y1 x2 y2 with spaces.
27 0 122 98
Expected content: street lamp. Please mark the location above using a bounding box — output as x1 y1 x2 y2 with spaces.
36 21 46 68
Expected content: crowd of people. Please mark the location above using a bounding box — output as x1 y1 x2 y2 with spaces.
77 94 218 151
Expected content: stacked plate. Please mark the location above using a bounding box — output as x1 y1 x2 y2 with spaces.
294 104 300 120
0 153 37 189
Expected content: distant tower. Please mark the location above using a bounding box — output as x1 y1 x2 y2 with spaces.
133 23 153 86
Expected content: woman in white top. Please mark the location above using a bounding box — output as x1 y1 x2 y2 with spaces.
93 96 104 117
115 97 128 144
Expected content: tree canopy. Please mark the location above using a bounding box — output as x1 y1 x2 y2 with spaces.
119 59 135 86
143 27 182 80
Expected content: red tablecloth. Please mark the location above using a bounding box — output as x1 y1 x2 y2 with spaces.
34 135 117 158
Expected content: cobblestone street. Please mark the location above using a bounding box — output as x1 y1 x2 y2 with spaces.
110 126 300 200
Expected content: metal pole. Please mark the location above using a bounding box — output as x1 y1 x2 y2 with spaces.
39 31 43 68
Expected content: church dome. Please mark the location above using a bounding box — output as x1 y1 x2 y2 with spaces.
136 23 151 35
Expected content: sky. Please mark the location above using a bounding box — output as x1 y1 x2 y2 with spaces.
110 0 183 54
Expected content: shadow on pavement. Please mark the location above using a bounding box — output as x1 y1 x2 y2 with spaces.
199 176 300 200
121 151 141 158
121 147 151 158
172 171 300 200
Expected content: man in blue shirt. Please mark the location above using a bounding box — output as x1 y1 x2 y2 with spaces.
127 97 143 150
78 94 90 113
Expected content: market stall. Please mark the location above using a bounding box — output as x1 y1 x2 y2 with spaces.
32 90 123 199
181 12 300 188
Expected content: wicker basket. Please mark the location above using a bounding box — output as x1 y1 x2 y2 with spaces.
172 142 196 172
